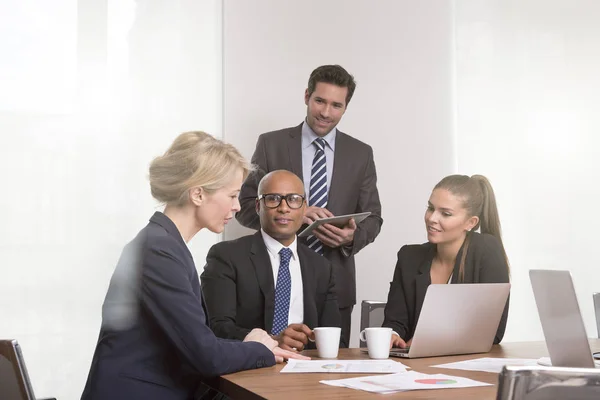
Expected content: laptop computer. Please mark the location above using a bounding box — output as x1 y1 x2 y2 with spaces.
0 339 37 400
383 283 510 358
529 269 600 368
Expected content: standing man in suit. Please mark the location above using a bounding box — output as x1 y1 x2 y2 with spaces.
236 65 383 346
202 170 344 350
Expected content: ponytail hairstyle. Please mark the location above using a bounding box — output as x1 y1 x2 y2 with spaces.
434 174 510 281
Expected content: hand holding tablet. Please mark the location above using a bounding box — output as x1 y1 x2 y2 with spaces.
298 212 371 237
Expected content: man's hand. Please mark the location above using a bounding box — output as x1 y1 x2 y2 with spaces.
313 218 357 248
274 324 315 351
303 206 334 225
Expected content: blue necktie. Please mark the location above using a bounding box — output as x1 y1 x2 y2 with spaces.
307 138 328 255
272 248 292 335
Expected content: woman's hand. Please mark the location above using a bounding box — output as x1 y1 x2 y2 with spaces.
390 334 408 349
244 328 275 346
244 328 311 363
272 346 311 363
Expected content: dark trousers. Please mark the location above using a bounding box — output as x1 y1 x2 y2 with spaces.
339 305 354 348
196 382 230 400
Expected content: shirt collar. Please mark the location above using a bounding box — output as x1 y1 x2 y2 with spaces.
260 229 298 261
301 120 336 151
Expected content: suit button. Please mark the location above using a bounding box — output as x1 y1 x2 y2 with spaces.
257 359 265 368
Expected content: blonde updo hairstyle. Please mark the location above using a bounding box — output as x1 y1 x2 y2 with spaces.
149 131 252 206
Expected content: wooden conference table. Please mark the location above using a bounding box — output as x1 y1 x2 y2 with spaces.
210 340 600 399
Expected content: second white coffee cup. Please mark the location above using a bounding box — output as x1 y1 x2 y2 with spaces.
313 327 341 358
359 327 392 359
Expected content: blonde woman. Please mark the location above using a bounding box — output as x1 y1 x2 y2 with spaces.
81 132 307 400
383 175 510 349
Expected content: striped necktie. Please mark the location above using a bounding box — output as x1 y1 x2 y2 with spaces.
272 247 292 335
306 138 328 255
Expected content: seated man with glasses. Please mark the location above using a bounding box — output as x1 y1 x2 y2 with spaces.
201 170 344 350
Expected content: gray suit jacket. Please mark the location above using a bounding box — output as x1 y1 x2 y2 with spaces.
236 124 383 308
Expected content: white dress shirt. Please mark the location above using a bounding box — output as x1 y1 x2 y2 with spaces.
261 230 304 325
301 120 336 201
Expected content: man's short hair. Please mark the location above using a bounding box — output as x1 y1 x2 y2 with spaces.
307 65 356 106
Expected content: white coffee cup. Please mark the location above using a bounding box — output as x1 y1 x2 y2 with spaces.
313 327 341 358
359 327 392 359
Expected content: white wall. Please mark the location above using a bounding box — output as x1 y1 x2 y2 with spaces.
222 0 456 348
0 0 222 398
4 1 600 397
224 0 600 346
455 0 600 341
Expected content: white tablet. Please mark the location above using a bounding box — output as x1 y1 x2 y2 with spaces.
298 212 371 237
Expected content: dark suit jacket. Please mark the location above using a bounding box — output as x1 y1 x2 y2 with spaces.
81 212 275 400
236 124 383 308
382 232 510 344
200 232 346 348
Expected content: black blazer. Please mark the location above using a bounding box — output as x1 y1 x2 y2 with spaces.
200 232 345 347
235 124 383 308
382 232 510 344
81 212 275 400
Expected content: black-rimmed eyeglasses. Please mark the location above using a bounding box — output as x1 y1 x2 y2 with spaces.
258 193 305 209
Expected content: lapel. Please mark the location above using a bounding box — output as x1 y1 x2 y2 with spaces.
297 245 317 328
150 212 209 322
288 124 304 180
199 289 210 323
415 245 435 320
249 232 276 333
150 211 192 259
327 130 348 214
450 237 468 283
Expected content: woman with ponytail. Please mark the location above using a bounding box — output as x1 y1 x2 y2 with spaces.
382 175 510 349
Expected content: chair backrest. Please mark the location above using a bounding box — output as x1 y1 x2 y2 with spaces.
497 365 600 400
0 340 36 400
359 300 386 348
594 292 600 339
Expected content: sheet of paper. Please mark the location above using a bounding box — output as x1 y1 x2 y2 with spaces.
431 357 539 374
281 359 408 374
537 357 600 368
320 371 492 394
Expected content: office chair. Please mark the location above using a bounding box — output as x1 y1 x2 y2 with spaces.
359 300 386 348
0 340 56 400
496 365 600 400
594 293 600 338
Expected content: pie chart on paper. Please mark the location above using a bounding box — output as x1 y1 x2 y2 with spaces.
415 378 458 385
321 363 344 370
